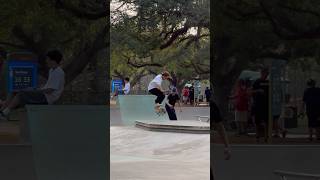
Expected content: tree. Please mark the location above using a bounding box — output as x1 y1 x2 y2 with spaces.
0 0 108 85
111 0 210 91
212 0 320 119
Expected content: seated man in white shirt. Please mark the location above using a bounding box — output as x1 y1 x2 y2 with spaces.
122 77 130 95
148 71 171 112
0 50 65 120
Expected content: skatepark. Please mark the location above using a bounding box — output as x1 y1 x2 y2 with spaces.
110 95 210 180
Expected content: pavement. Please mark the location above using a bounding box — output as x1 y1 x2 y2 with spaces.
110 126 210 180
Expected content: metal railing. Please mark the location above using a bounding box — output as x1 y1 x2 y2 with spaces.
274 170 320 180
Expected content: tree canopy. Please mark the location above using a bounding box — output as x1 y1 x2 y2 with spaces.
0 0 108 84
111 0 210 89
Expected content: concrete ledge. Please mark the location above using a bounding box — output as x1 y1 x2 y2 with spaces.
135 120 210 134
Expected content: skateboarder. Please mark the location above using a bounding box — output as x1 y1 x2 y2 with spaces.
148 71 172 113
165 87 182 120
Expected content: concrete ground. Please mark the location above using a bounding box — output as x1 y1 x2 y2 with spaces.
110 126 210 180
110 105 210 179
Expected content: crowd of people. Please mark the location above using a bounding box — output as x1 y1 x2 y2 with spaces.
228 67 320 142
181 85 212 105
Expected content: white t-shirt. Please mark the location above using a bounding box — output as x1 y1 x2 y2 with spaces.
148 74 163 91
123 82 130 95
42 67 65 104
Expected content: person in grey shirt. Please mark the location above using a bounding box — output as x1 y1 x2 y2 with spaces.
0 50 65 120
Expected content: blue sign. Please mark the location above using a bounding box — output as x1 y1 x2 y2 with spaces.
7 52 38 92
111 80 123 93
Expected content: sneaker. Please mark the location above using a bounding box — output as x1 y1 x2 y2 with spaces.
0 111 8 121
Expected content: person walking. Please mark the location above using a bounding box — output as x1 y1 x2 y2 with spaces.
303 79 320 141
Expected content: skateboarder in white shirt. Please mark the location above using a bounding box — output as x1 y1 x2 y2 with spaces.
148 71 172 113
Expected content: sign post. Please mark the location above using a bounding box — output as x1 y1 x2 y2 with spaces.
7 52 38 93
111 79 123 94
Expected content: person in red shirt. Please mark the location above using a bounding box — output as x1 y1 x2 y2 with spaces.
230 79 250 136
182 86 189 104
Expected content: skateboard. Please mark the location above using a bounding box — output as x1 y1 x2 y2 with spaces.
156 106 166 116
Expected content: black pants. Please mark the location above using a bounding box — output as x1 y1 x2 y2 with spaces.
165 104 177 120
149 88 165 104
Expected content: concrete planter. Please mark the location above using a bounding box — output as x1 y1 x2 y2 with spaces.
27 105 108 180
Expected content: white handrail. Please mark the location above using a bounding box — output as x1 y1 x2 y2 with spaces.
274 170 320 180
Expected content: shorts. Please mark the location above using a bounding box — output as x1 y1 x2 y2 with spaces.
235 111 248 122
183 96 188 101
18 91 48 105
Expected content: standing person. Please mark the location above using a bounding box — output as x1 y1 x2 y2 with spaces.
230 79 250 136
211 100 231 180
252 67 269 142
205 87 211 103
148 71 172 113
165 87 182 120
182 86 189 104
303 79 320 141
189 84 194 105
122 77 131 95
0 50 65 120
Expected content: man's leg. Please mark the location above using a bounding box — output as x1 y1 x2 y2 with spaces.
1 91 47 118
0 93 22 118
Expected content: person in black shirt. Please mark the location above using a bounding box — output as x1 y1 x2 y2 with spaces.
165 87 182 120
252 67 269 142
303 79 320 141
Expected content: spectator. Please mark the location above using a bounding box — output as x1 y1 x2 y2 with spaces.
252 67 269 142
0 50 65 120
182 86 189 104
122 77 131 95
230 79 250 136
205 87 211 103
189 84 194 105
303 79 320 141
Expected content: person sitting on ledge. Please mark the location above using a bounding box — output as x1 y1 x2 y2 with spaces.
0 50 65 120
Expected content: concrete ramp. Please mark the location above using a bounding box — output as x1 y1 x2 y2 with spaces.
213 144 320 180
136 120 209 133
118 95 168 125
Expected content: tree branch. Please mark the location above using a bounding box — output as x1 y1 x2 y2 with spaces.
0 41 26 49
259 0 320 40
55 0 108 20
125 55 163 68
